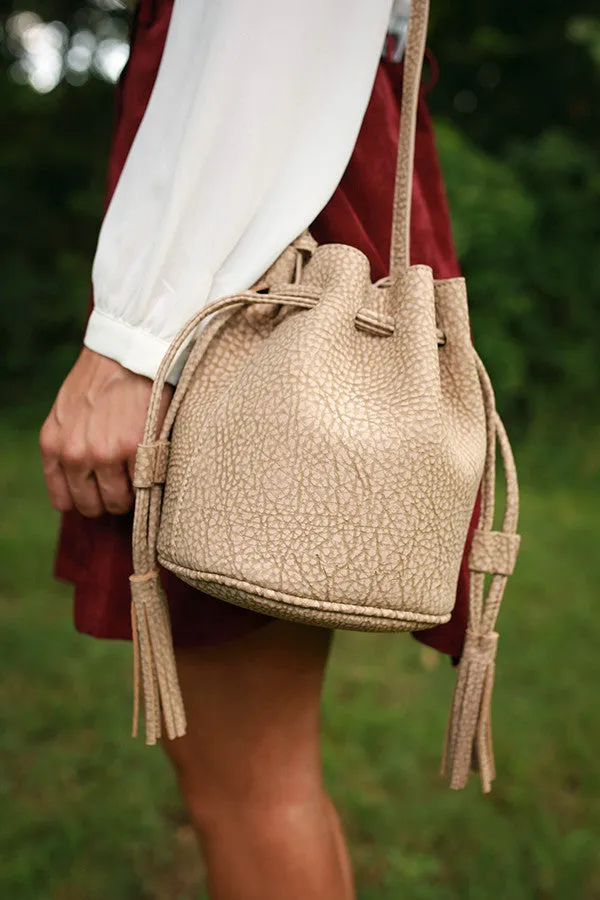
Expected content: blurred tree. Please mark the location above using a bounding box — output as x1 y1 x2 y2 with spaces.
427 0 600 425
429 1 600 150
1 2 126 407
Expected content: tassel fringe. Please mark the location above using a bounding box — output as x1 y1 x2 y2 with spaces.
440 359 521 792
441 629 498 792
130 570 187 745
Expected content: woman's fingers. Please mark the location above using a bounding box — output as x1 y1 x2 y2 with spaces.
40 415 73 512
40 409 122 518
61 444 105 518
41 427 134 518
94 459 134 515
40 447 73 512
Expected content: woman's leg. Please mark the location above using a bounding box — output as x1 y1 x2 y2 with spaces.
161 617 355 900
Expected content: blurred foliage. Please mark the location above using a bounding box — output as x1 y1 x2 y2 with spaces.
427 1 600 433
1 0 599 436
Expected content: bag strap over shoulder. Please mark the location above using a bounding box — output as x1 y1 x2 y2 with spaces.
267 0 431 285
389 0 430 278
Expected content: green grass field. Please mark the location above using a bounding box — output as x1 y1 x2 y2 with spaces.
1 424 599 899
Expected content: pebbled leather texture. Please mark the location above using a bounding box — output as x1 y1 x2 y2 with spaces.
158 250 485 629
129 0 522 794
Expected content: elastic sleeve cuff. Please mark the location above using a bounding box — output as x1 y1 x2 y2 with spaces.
83 308 187 385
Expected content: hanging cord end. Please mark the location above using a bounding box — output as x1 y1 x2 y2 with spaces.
440 352 522 793
130 569 187 745
441 628 499 792
441 518 521 792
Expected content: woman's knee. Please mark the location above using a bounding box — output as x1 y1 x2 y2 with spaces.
167 747 323 821
186 782 329 846
164 732 325 837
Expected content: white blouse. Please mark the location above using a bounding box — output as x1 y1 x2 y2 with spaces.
86 0 405 383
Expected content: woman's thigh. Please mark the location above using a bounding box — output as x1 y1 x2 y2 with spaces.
162 617 335 806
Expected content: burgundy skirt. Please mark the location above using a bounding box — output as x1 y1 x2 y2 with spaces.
55 0 481 660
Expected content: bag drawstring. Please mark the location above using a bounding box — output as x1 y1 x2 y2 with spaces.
441 355 521 791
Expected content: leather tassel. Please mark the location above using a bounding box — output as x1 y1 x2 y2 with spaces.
441 629 499 792
129 570 187 745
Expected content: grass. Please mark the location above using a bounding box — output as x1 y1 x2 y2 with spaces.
1 422 599 899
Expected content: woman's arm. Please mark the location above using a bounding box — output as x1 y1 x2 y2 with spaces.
86 0 394 382
40 0 394 518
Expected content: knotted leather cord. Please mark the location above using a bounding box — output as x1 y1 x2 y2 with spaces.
130 0 521 796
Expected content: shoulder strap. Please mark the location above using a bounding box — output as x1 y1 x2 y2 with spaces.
389 0 430 279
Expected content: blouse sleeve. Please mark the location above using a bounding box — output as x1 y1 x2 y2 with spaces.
85 0 395 383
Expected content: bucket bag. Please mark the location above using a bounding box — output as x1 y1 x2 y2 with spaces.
130 0 521 792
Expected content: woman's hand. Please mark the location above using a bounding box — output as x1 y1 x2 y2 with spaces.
40 347 172 517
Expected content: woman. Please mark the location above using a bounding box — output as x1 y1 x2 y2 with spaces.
40 1 480 897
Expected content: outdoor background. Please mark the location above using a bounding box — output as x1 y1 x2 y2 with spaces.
1 1 599 898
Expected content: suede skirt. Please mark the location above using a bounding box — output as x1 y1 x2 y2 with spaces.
55 0 481 660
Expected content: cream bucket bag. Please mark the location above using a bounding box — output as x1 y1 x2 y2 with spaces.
130 0 521 793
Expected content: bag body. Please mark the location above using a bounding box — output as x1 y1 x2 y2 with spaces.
130 0 521 792
156 250 484 633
